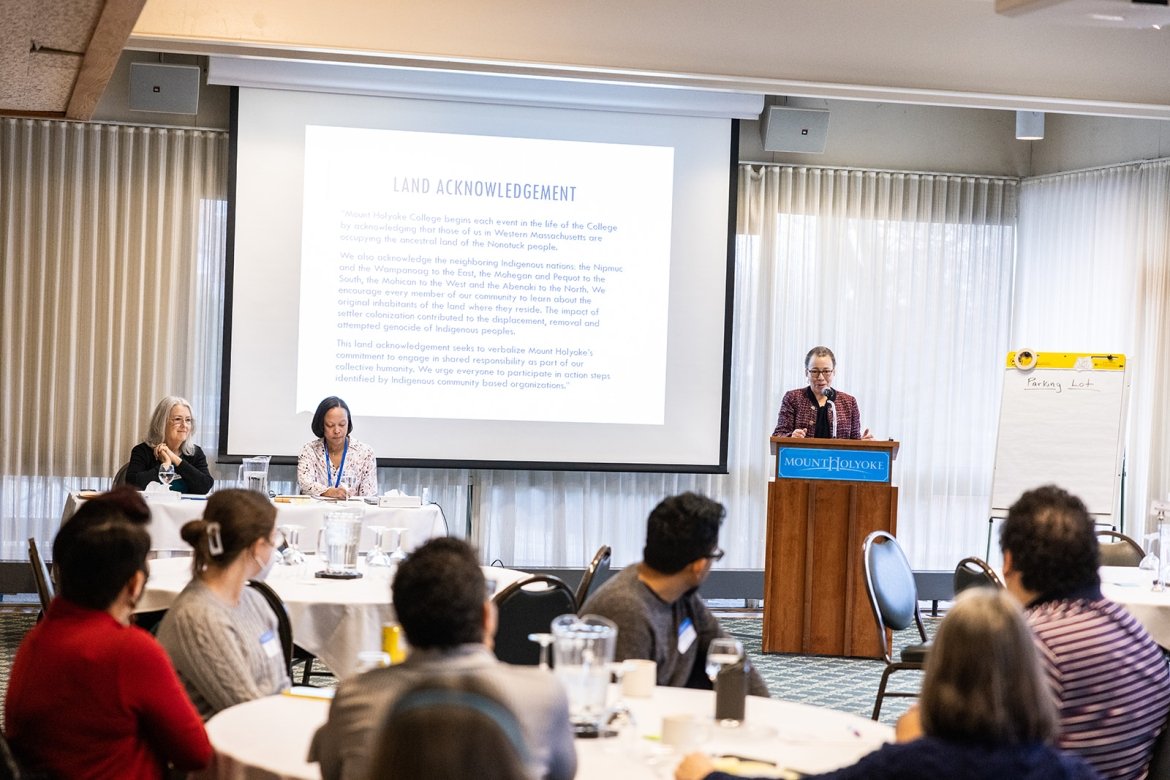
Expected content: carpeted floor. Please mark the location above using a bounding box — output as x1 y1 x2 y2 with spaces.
721 616 931 726
0 604 932 728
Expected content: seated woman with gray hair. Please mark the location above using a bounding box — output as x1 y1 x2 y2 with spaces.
675 588 1099 780
126 395 214 494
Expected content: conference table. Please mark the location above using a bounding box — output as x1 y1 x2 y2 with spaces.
199 685 892 780
62 491 447 554
1099 565 1170 648
138 557 530 680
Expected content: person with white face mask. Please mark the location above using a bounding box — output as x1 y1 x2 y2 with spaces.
772 345 873 440
157 489 290 719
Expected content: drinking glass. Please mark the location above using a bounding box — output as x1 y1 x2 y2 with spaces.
705 638 744 684
387 527 409 562
158 463 176 491
279 525 306 566
366 526 393 567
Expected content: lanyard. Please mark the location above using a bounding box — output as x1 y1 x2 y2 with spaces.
324 438 349 488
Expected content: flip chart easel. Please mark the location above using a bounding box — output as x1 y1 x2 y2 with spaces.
985 351 1129 556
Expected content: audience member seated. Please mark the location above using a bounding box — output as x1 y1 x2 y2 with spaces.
126 395 214 494
581 492 769 696
4 487 211 778
367 675 534 780
310 537 576 780
297 395 377 497
156 489 290 719
1000 485 1170 780
676 588 1100 780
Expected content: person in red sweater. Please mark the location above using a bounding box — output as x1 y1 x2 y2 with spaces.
5 488 212 779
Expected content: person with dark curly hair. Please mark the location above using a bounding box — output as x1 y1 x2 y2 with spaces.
1001 485 1170 780
310 538 576 780
581 492 769 696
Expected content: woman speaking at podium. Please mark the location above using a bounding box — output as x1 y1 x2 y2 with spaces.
772 346 872 440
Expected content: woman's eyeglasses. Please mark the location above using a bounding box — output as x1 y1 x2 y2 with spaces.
806 369 834 377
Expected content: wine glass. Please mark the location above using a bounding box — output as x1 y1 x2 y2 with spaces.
366 525 393 567
387 527 409 563
158 463 176 491
527 632 554 670
279 525 306 566
705 637 744 684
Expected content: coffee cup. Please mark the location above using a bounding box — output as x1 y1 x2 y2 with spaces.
661 713 712 750
621 659 657 698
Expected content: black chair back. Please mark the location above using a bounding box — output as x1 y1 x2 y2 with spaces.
0 729 35 780
863 531 926 661
575 545 612 610
112 462 130 487
1146 719 1170 780
1097 530 1144 567
246 580 294 676
953 556 1003 596
27 538 53 616
492 575 577 665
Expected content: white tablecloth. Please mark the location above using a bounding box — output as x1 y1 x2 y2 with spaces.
62 492 446 553
139 557 530 680
200 686 892 780
1100 565 1170 647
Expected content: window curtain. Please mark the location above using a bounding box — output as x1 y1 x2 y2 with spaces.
473 166 1018 570
0 118 228 559
1013 160 1170 535
731 165 1018 568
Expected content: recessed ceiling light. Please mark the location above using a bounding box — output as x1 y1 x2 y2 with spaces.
1088 13 1126 21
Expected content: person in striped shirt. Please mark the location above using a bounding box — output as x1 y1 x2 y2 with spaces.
1001 485 1170 780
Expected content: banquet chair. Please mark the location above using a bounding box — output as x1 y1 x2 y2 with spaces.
575 545 612 610
863 530 931 720
0 730 32 780
1146 715 1170 780
492 575 577 665
27 538 53 617
246 580 295 678
1096 530 1144 567
112 462 130 487
952 556 1002 596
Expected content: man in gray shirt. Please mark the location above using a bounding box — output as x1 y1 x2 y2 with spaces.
310 538 577 780
582 492 769 697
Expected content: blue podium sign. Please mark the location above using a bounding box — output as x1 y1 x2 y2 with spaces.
777 446 891 483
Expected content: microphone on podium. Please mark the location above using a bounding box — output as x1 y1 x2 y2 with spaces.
823 387 838 437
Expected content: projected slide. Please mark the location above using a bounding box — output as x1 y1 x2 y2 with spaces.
225 83 735 469
297 127 674 424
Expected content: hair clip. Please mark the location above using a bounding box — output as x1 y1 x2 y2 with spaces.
207 521 224 556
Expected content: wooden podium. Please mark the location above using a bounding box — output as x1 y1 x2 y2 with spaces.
761 437 899 659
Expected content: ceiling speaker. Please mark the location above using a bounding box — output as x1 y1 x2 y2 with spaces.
760 106 830 154
129 63 201 115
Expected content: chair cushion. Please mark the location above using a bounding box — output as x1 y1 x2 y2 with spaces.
899 642 931 664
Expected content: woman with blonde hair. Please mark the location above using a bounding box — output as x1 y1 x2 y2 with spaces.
676 588 1099 780
157 489 289 719
126 395 214 494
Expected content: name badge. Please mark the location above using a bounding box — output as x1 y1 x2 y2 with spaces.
677 617 697 654
260 629 281 659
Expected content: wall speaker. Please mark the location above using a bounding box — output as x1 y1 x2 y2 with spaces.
129 63 201 115
760 106 830 154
